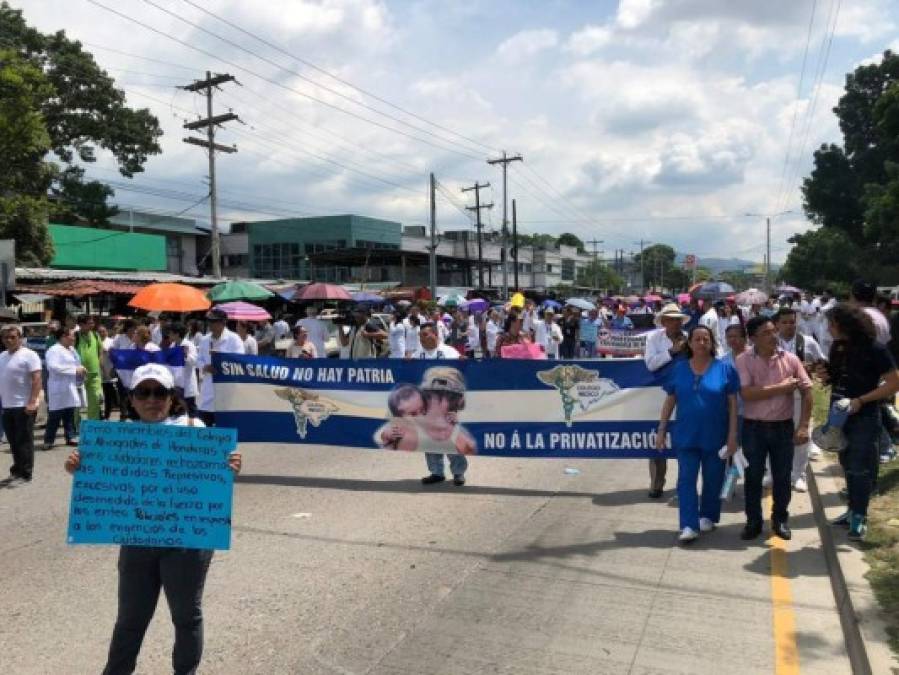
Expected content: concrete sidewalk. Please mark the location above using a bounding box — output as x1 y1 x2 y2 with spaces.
0 441 851 673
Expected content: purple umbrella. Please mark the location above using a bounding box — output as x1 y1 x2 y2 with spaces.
462 298 489 312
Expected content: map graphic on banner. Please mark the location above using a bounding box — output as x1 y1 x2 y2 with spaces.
214 354 674 459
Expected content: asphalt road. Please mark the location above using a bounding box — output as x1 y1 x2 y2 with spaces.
0 440 850 674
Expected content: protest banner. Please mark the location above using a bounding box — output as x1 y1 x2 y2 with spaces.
214 354 675 459
67 420 237 550
596 328 652 357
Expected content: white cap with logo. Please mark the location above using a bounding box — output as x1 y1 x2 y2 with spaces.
130 363 175 391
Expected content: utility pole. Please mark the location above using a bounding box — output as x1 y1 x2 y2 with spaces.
511 199 519 291
633 240 649 292
428 173 437 300
586 239 604 291
461 181 493 290
181 71 240 278
487 151 523 300
745 210 791 292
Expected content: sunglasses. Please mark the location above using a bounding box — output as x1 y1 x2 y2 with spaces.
132 385 172 401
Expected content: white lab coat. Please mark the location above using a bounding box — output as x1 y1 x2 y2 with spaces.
45 343 82 411
198 328 245 412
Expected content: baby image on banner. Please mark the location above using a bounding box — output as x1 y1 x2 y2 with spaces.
67 421 238 550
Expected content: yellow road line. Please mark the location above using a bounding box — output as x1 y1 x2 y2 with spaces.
766 494 800 674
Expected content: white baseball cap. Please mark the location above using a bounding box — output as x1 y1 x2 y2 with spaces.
130 363 175 391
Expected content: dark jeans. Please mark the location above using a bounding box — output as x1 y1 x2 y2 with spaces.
197 411 215 427
2 407 36 480
840 408 882 518
116 380 131 420
102 381 119 420
44 407 77 446
103 546 214 675
560 339 576 359
743 419 794 524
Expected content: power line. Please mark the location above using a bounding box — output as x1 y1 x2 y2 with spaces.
177 0 501 155
121 0 487 160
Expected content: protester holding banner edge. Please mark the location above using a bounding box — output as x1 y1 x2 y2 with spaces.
643 303 689 499
656 325 740 543
64 363 241 675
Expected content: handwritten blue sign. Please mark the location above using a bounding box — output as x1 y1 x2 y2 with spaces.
67 420 237 550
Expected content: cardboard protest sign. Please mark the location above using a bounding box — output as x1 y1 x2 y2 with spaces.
67 421 237 550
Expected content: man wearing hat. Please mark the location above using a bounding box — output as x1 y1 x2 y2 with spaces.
414 323 469 485
196 308 245 426
643 303 689 498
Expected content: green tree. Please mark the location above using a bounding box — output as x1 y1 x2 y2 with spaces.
556 232 585 252
0 48 55 264
576 261 624 291
788 50 899 285
0 2 162 264
632 244 678 287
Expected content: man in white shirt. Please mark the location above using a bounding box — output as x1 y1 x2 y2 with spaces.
798 292 818 339
485 310 501 357
851 280 891 346
404 307 422 357
197 308 246 426
775 307 826 493
534 310 563 358
273 314 291 341
521 301 538 339
166 323 200 418
296 306 330 358
430 310 448 345
466 312 481 358
0 325 43 484
412 322 468 485
388 312 407 359
643 303 689 499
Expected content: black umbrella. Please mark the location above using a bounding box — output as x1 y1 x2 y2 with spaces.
691 281 735 302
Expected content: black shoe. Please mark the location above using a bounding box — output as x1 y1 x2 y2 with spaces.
65 439 78 447
648 488 663 499
772 521 792 540
740 522 763 540
421 474 445 485
452 475 465 486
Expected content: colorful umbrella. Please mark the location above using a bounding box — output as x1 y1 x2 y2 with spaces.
566 298 595 311
351 291 386 304
542 299 562 310
462 298 489 313
439 294 466 307
676 293 691 303
207 280 274 302
623 295 640 304
735 288 768 305
776 284 802 295
294 283 352 301
643 294 663 302
691 281 735 301
214 301 272 321
128 283 211 312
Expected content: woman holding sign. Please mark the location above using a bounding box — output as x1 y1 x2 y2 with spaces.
64 363 241 675
655 326 740 543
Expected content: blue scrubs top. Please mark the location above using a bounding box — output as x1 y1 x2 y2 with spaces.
663 358 741 452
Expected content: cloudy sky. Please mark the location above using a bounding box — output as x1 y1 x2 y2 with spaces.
16 0 899 263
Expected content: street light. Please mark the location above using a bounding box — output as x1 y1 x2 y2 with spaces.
745 210 792 292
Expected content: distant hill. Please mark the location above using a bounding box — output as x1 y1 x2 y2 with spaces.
674 253 769 273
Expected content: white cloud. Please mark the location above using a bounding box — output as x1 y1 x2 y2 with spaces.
496 29 559 64
565 24 614 56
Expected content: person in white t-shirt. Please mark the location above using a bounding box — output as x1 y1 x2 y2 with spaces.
296 306 329 358
404 312 422 357
236 322 258 356
273 315 291 340
521 301 538 339
388 311 407 359
43 326 85 450
0 324 43 484
485 310 501 357
197 308 246 426
534 310 563 358
851 280 891 346
466 313 480 357
429 310 448 345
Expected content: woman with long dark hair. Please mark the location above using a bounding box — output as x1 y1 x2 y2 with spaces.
818 303 899 540
64 363 241 674
656 325 740 543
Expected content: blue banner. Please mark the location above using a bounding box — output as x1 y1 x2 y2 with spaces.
214 354 675 459
110 346 185 370
67 420 237 550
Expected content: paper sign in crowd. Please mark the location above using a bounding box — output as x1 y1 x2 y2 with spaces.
67 421 237 550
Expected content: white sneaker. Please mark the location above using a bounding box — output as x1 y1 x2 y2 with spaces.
809 445 822 459
793 477 808 493
699 517 716 532
678 527 699 543
762 474 772 488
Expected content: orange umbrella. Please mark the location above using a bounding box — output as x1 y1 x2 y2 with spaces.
128 283 212 312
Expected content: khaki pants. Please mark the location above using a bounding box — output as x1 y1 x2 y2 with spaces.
649 457 667 491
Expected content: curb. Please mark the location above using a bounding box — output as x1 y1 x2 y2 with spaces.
808 456 898 675
806 464 871 675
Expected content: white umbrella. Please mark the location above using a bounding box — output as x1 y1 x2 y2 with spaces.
566 298 595 311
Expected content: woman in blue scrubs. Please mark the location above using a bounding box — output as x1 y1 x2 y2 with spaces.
656 325 740 542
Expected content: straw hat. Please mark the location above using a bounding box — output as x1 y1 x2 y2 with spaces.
655 302 689 326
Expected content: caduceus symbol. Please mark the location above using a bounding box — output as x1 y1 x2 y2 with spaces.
536 365 599 427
